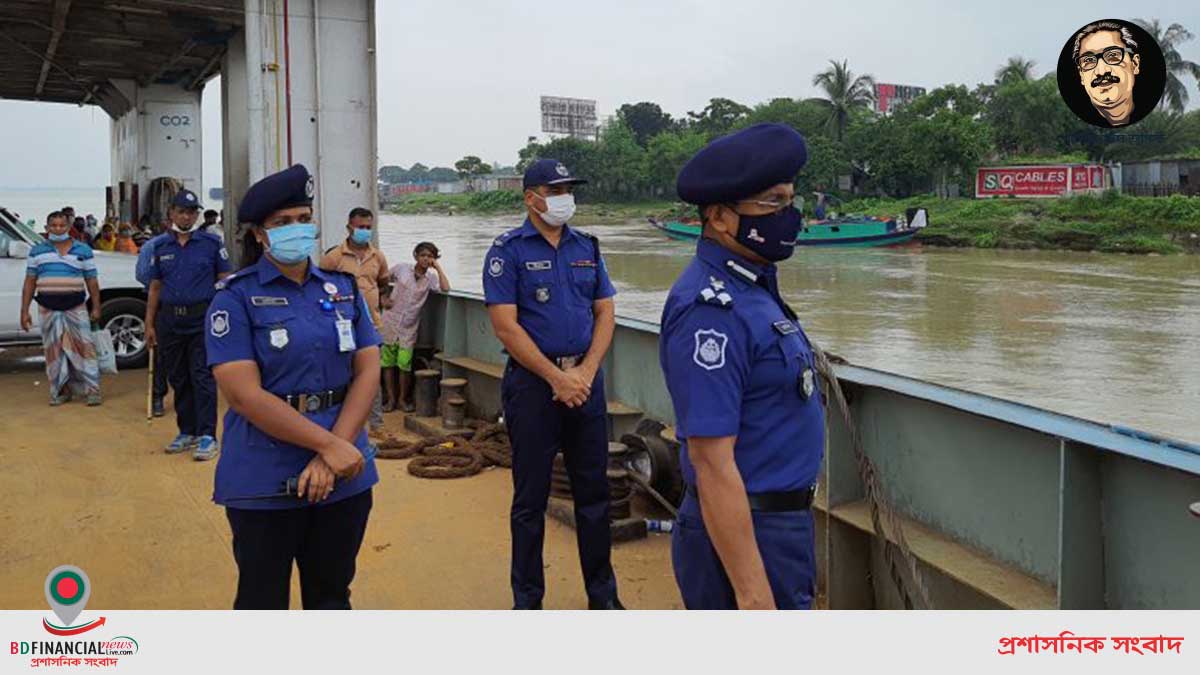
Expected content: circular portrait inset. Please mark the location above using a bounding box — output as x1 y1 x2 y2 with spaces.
1056 19 1166 128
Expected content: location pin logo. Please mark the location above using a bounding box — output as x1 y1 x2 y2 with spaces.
44 565 90 626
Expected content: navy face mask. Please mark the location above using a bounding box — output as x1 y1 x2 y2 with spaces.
735 206 802 262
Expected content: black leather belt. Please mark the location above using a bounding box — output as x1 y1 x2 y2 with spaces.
278 386 348 413
552 353 586 369
163 301 211 318
686 484 816 512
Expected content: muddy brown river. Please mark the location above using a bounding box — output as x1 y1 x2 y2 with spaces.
378 213 1200 445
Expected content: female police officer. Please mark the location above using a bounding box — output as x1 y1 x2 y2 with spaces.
659 124 824 610
205 164 382 610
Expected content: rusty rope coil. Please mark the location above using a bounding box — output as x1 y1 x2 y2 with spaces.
811 344 932 610
376 422 513 478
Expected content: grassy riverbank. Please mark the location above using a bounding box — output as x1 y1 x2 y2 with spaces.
842 193 1200 254
386 191 1200 254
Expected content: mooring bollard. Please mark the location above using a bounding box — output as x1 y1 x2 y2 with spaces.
444 396 467 429
414 369 441 417
439 377 467 417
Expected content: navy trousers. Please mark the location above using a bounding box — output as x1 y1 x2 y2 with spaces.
502 361 616 608
672 493 816 609
157 311 217 437
152 344 168 399
225 489 373 610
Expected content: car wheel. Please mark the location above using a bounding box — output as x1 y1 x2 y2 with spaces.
101 297 148 370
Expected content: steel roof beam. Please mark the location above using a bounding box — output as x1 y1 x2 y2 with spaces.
34 0 73 96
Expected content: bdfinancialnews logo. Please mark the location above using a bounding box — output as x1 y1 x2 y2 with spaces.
5 565 139 669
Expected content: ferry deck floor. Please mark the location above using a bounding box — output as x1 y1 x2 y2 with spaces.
0 347 682 610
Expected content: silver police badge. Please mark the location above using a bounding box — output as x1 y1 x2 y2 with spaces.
801 368 815 398
269 327 289 350
692 329 728 371
209 310 230 338
535 286 551 303
305 175 315 198
555 162 569 177
488 257 505 278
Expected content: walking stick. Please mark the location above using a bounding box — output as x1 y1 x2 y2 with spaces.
146 346 155 420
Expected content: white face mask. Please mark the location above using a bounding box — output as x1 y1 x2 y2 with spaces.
536 193 576 227
171 222 194 234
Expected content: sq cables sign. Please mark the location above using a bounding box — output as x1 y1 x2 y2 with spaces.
975 165 1110 198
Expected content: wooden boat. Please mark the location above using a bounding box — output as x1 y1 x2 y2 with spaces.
649 208 928 248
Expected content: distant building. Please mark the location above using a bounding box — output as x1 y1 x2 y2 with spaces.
1118 158 1200 196
436 182 466 194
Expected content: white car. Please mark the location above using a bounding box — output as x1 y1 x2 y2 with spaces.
0 206 149 369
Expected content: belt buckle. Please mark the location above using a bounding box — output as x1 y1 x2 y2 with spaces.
174 306 187 317
559 355 578 369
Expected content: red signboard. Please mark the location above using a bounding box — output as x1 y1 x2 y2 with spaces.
975 165 1107 198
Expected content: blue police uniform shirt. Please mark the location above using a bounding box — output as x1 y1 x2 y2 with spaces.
659 238 825 493
482 218 616 357
148 231 232 305
204 256 382 509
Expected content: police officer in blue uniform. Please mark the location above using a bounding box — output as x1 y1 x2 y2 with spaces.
205 164 381 610
145 189 231 460
659 124 825 610
483 159 623 610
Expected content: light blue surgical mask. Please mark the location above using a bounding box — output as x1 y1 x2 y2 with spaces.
48 232 71 242
265 223 318 264
350 227 372 245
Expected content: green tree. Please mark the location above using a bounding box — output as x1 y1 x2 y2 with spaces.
985 75 1079 156
995 56 1036 85
642 128 707 196
593 120 647 199
742 97 833 139
427 167 459 183
379 165 406 184
1134 18 1200 113
454 155 490 179
686 97 751 138
617 101 675 147
811 60 875 142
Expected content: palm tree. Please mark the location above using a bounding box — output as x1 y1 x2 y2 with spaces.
1135 18 1200 113
995 56 1035 85
811 60 875 142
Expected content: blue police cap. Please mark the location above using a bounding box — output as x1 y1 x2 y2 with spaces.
676 123 808 205
172 188 202 210
237 164 315 225
523 158 588 190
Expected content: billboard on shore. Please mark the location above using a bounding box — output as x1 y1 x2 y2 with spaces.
874 83 926 114
975 165 1109 198
541 96 598 138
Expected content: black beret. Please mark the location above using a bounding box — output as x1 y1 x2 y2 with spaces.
676 123 808 205
237 164 315 225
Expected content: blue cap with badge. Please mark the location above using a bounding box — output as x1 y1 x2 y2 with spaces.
522 158 588 190
237 164 315 225
676 123 808 205
172 188 203 210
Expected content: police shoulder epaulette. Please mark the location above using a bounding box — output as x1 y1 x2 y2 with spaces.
492 229 519 247
214 270 249 291
695 275 734 309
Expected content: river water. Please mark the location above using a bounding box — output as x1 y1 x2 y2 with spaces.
379 213 1200 445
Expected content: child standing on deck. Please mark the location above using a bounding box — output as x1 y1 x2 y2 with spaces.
380 242 450 412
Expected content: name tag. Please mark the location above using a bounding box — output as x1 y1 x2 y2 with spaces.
251 296 289 306
570 259 597 268
159 254 175 261
773 320 799 336
336 318 356 352
525 260 552 271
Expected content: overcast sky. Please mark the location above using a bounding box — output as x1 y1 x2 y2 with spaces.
0 1 1197 189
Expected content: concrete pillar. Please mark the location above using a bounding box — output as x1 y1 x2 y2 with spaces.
109 80 204 224
224 0 378 257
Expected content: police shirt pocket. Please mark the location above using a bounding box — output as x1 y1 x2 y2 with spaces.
519 268 557 304
248 308 297 353
571 265 597 296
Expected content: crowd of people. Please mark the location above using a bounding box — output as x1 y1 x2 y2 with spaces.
20 123 821 612
46 204 227 255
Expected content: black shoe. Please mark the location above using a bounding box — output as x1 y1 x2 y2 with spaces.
512 601 542 610
588 596 625 610
152 398 165 417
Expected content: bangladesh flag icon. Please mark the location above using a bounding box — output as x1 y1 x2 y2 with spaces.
44 565 91 627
